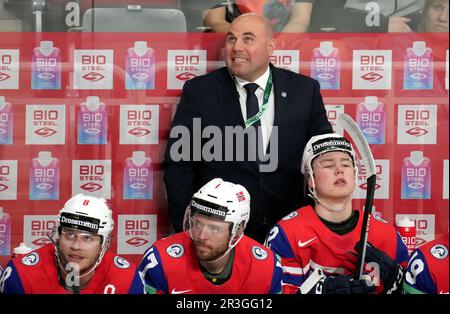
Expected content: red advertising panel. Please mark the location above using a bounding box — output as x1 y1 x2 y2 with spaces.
0 32 448 267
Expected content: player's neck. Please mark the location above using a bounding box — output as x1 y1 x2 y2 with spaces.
199 250 232 275
315 198 353 223
61 268 95 292
79 271 95 289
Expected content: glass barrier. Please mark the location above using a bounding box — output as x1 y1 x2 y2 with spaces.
0 0 448 269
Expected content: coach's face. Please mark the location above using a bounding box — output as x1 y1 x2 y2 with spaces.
225 14 275 82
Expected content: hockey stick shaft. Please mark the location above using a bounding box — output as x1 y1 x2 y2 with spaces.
338 113 377 280
355 174 376 279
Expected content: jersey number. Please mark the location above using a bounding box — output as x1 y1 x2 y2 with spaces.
0 266 12 293
405 251 425 285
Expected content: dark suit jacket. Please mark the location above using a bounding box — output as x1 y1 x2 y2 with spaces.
163 64 332 241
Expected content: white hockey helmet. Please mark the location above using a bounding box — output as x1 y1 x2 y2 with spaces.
56 193 114 245
184 178 251 249
53 194 114 272
301 133 356 177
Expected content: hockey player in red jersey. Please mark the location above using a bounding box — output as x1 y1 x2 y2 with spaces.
403 234 449 294
137 178 282 294
0 194 144 294
267 133 409 294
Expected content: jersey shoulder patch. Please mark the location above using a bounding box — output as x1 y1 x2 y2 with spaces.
282 211 298 221
372 213 388 224
21 252 40 266
430 244 448 260
166 243 185 258
113 256 131 269
252 245 269 261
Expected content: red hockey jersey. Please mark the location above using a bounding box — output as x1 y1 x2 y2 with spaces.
138 231 282 294
268 206 409 294
1 243 143 294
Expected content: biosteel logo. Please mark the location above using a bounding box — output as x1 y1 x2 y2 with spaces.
80 182 102 192
26 105 65 145
405 109 431 135
168 50 206 89
128 127 150 137
358 164 383 191
406 127 428 137
269 50 299 73
0 160 17 199
0 72 10 81
26 216 57 248
127 109 151 136
34 127 57 137
361 72 383 82
120 105 158 145
353 50 391 90
79 165 104 192
118 215 156 254
32 109 59 139
176 72 196 81
126 237 149 247
398 105 437 144
82 72 105 82
72 160 111 198
173 54 200 81
74 50 113 89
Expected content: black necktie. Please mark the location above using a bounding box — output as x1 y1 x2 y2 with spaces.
244 83 262 163
244 83 260 124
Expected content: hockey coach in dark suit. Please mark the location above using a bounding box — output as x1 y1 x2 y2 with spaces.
163 13 332 243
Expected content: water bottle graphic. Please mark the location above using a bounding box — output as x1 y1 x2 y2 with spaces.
123 151 153 199
125 41 155 90
396 217 416 255
404 41 433 90
0 96 13 144
356 96 385 144
29 151 59 200
401 151 431 199
0 207 11 256
78 96 107 144
31 41 61 90
311 41 340 90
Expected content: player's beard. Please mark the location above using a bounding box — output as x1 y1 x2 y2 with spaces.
194 240 228 262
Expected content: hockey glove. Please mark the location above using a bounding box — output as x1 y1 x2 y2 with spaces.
305 275 375 294
354 242 404 294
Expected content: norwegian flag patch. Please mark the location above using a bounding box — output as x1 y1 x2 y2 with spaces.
236 191 246 202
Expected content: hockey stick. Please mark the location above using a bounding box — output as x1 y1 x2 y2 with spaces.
338 113 376 280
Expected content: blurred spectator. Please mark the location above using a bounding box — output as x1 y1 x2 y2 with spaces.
203 0 314 32
290 0 422 32
417 0 449 31
204 1 426 33
343 0 425 32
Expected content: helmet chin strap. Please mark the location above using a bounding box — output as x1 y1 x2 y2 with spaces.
308 190 352 212
50 233 109 286
204 231 243 264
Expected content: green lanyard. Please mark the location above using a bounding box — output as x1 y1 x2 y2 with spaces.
244 70 273 128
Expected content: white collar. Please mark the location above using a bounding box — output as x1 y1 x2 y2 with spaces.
234 66 271 92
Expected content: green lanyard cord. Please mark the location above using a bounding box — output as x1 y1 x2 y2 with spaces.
244 70 273 128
